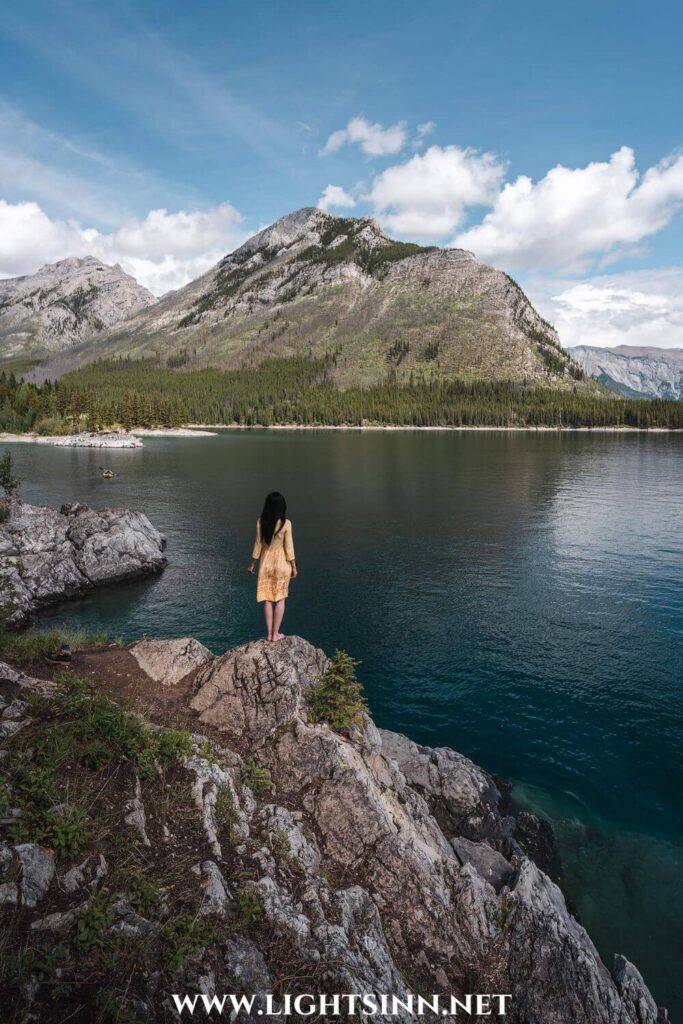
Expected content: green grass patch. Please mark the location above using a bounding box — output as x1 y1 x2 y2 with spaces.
158 915 219 975
240 760 272 797
235 885 262 927
0 625 109 667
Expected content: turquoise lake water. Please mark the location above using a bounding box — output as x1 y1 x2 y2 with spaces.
8 430 682 1015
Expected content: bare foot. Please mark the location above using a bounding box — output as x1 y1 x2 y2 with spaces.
272 632 285 642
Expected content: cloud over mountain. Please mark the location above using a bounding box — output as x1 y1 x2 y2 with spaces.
454 147 683 272
0 199 246 295
366 145 506 239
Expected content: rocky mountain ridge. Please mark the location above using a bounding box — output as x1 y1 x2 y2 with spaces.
570 345 683 400
0 256 155 360
0 635 667 1022
38 209 587 389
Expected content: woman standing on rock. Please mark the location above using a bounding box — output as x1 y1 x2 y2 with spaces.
248 491 297 641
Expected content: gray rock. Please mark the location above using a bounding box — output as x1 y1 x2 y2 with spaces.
190 636 329 744
53 431 143 448
130 636 213 687
31 908 78 932
184 755 252 857
1 632 664 1024
124 776 151 846
613 956 663 1024
15 843 55 907
61 853 108 893
0 499 166 625
111 898 158 936
451 836 516 892
199 860 233 917
1 698 28 719
0 660 55 696
258 804 321 874
379 728 505 839
0 880 18 905
0 718 28 739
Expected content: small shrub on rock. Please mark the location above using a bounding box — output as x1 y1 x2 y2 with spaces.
308 650 368 732
0 449 20 499
240 760 271 797
235 885 262 927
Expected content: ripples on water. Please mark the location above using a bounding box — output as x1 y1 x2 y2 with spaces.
10 431 683 1014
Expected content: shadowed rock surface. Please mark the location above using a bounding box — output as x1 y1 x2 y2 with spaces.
0 499 167 625
0 637 667 1022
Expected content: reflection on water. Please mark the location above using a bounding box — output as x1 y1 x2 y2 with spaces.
9 430 683 1015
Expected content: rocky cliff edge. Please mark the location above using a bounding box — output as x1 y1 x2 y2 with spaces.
0 636 667 1023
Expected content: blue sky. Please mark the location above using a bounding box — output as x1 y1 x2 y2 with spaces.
1 0 682 347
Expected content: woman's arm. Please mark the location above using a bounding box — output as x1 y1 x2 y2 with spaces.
248 520 262 573
285 521 297 576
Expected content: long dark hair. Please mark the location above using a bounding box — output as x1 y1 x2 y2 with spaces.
259 491 287 545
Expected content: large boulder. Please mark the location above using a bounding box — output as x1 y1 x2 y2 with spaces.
0 500 166 625
130 637 213 686
190 636 328 745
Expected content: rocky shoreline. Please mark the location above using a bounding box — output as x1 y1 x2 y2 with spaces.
0 428 216 446
0 499 167 626
0 635 667 1022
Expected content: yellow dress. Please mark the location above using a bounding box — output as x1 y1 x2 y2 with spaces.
252 518 296 603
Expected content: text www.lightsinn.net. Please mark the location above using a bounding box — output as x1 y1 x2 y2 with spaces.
171 993 512 1017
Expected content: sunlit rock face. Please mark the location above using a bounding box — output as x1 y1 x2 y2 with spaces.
0 499 166 625
0 255 155 358
570 344 683 400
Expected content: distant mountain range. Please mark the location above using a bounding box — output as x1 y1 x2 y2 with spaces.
2 209 588 389
569 345 683 401
0 256 155 360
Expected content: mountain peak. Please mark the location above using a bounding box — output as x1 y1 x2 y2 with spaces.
227 207 326 264
0 257 155 359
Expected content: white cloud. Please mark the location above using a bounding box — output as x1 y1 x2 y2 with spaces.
317 184 356 212
366 145 506 239
454 147 683 272
320 117 407 157
527 268 683 349
412 121 436 149
0 199 247 295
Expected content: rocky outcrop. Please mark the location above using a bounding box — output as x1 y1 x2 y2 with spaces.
130 636 213 686
0 500 166 625
53 431 143 448
0 255 155 359
570 344 683 400
186 636 662 1023
0 637 666 1023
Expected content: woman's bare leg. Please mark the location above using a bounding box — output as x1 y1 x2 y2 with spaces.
263 601 274 640
272 599 286 640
